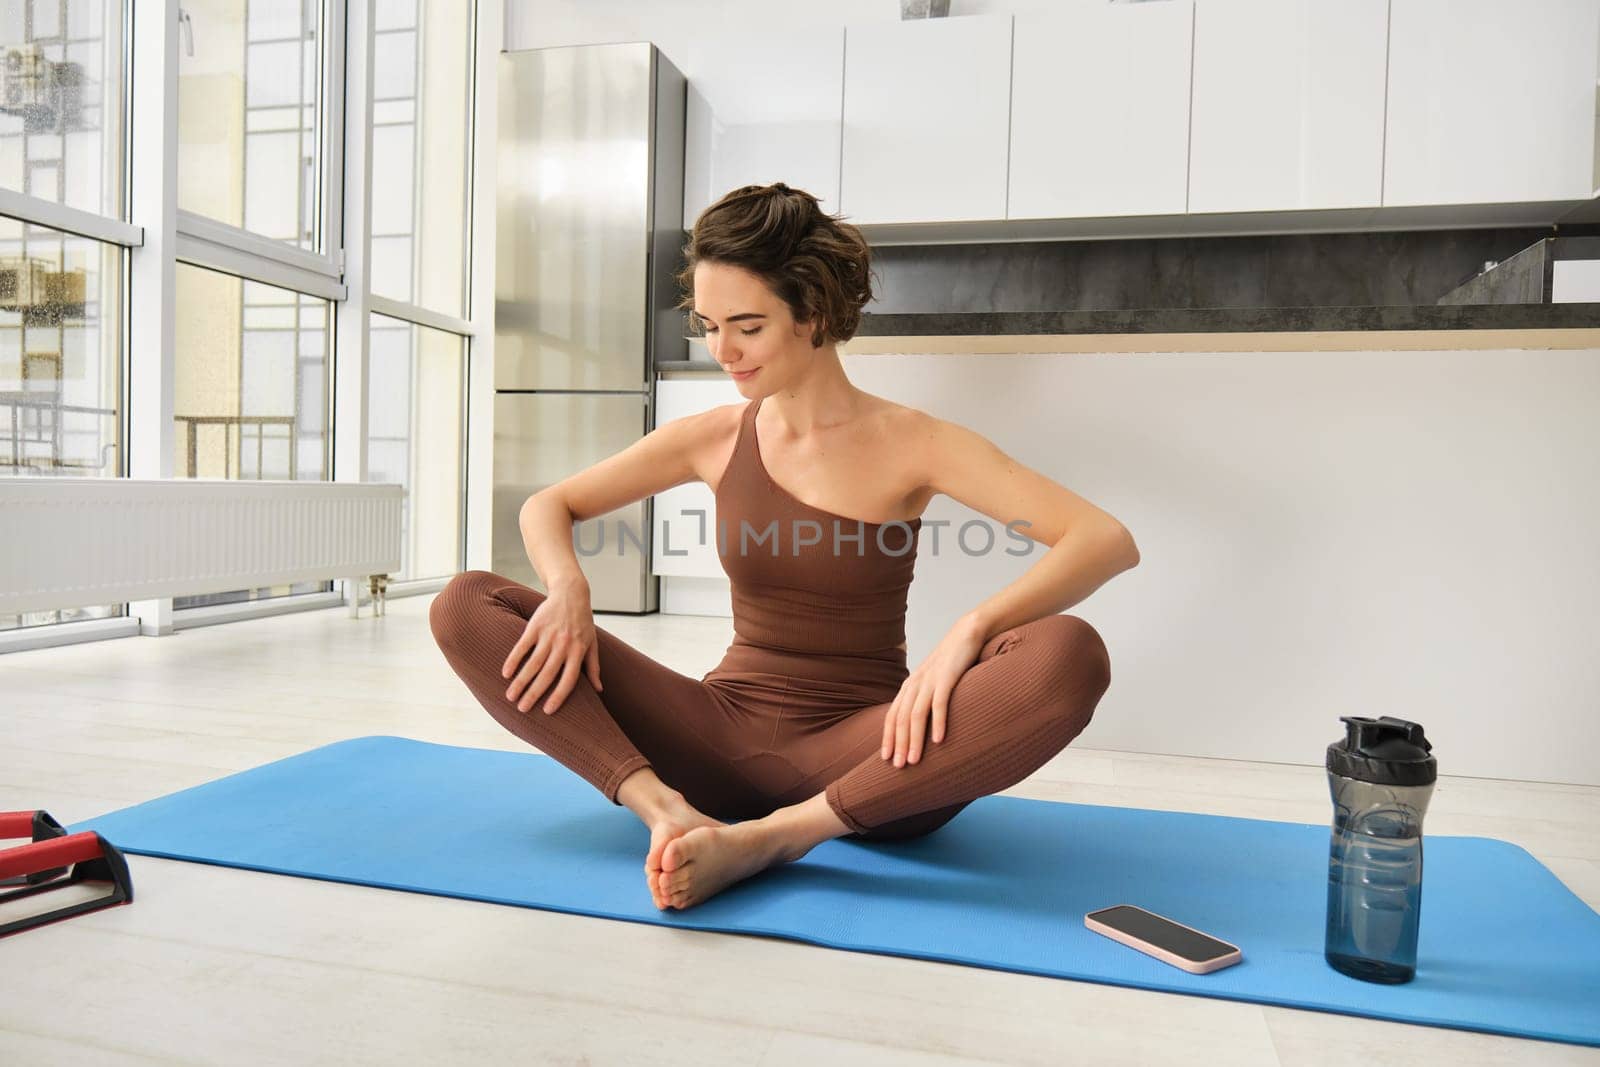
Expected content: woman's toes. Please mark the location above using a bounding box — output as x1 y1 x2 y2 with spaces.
664 826 713 871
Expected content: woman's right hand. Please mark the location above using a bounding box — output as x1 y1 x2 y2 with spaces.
501 586 604 715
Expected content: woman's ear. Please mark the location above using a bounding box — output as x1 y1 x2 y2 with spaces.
795 316 826 346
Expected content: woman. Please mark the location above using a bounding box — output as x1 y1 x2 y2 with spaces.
430 182 1139 912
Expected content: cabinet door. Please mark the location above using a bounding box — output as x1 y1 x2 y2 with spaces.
1385 0 1600 205
1008 3 1192 221
840 14 1012 224
1189 0 1387 213
651 379 742 580
681 27 846 223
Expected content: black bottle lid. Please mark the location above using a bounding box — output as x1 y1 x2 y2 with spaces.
1326 715 1438 786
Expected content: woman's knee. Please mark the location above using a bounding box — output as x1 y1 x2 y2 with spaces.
429 570 521 650
1033 614 1112 711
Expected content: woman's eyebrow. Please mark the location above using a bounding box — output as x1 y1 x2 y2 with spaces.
692 310 767 322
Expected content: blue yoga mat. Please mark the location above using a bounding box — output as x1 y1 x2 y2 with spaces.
65 736 1600 1047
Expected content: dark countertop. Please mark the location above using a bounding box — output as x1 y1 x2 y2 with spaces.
848 302 1600 335
658 303 1600 366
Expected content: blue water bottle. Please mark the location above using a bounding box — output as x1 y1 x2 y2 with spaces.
1324 715 1438 983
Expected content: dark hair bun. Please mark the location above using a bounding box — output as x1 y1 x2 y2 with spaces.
677 183 876 347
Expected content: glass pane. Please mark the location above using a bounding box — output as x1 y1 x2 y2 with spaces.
172 262 331 609
374 0 416 32
178 1 322 252
367 312 465 581
0 213 125 630
0 0 126 219
368 0 472 317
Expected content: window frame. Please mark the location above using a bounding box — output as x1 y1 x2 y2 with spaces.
0 0 495 651
172 0 347 295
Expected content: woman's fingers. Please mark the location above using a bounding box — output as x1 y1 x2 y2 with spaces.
910 685 951 763
915 684 947 758
895 683 919 766
520 632 568 712
882 685 906 759
502 623 537 682
506 631 548 706
907 697 928 765
511 632 561 712
542 649 585 714
507 626 604 714
883 675 956 766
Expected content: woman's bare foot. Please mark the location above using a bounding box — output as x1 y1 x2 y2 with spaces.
657 821 788 910
645 799 724 910
616 769 726 909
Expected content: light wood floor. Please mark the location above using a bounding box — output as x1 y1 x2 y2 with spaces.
2 593 1597 1066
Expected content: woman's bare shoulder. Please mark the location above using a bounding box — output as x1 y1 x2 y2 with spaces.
855 396 943 510
685 401 749 490
867 396 941 450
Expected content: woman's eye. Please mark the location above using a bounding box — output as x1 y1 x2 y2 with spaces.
703 327 761 336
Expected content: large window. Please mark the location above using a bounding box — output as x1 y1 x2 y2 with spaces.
370 0 471 316
169 0 344 613
0 216 120 478
365 0 475 583
169 265 333 610
368 313 464 580
172 262 329 481
178 0 328 253
2 0 483 642
0 1 128 632
0 1 125 218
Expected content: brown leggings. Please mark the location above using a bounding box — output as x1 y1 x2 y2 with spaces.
429 570 1111 841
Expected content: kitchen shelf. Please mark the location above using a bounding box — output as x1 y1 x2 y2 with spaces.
663 303 1600 361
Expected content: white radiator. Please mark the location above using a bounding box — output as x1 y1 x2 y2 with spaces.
0 478 404 616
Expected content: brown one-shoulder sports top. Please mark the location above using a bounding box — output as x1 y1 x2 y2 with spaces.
713 396 922 657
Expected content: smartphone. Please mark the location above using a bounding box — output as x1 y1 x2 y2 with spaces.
1085 904 1243 974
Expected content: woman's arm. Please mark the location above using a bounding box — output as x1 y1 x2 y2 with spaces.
961 526 1139 644
517 405 732 592
914 415 1140 643
519 493 594 596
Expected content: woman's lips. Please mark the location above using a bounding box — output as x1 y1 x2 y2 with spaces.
729 368 759 381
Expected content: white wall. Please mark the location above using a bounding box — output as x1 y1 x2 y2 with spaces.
840 348 1598 788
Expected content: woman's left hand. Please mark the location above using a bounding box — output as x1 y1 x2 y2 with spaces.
882 615 989 768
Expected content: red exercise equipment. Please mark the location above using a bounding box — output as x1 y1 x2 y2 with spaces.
0 810 134 937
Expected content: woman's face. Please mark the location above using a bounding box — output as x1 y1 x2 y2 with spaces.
691 261 821 392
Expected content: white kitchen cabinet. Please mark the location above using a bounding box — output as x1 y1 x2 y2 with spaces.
1007 3 1192 221
1384 0 1600 206
839 14 1012 224
681 27 846 224
650 376 741 581
1189 0 1388 214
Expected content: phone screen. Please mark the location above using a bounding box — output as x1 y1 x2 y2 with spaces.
1088 905 1235 962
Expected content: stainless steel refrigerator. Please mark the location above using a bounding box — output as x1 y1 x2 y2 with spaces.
492 42 686 612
